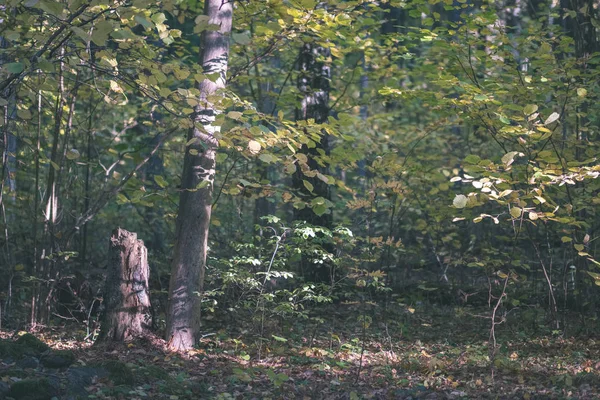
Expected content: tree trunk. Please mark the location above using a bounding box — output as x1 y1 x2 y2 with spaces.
98 228 152 342
291 41 334 283
292 42 332 227
166 0 233 351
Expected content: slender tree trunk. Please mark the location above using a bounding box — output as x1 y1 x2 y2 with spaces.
292 42 332 227
291 41 333 283
0 23 18 323
98 228 152 342
166 0 233 351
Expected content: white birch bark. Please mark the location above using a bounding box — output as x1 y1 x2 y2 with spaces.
166 0 233 350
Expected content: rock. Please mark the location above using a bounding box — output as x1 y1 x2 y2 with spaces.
40 350 76 368
8 377 59 400
0 381 10 397
66 366 109 397
16 356 39 369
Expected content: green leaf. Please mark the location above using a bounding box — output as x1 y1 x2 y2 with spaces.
116 193 128 204
227 111 243 120
272 335 288 342
577 88 587 97
464 154 480 164
510 207 522 218
38 59 54 72
232 32 251 45
303 180 314 193
36 0 65 17
523 104 538 115
499 115 511 125
151 13 166 24
5 62 24 74
135 15 154 30
585 271 600 286
313 204 328 216
92 20 113 46
561 236 572 243
259 154 275 164
453 194 468 208
285 163 296 175
154 175 168 188
17 109 32 120
71 26 89 41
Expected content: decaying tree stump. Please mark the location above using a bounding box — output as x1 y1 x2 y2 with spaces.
98 228 152 341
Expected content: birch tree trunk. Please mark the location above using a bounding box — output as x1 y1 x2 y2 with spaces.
166 0 233 351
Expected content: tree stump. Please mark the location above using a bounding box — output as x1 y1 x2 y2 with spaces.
98 228 152 341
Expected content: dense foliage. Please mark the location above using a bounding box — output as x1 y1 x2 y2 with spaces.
1 0 600 395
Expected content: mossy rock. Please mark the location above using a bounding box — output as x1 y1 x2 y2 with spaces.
8 378 59 400
15 334 50 354
0 369 29 378
40 349 76 368
0 339 26 359
100 360 134 386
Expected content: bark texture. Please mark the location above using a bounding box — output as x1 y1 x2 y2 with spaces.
166 0 233 350
98 228 152 342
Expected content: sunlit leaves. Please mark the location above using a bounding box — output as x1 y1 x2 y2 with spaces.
501 151 523 167
154 176 168 188
247 140 262 155
544 112 560 126
453 195 468 209
302 180 314 193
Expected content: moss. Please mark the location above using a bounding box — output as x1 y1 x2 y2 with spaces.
15 334 50 354
136 365 171 383
0 339 25 359
0 369 29 378
8 378 58 400
40 349 76 368
100 360 134 386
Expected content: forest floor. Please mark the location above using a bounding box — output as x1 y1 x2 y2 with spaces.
2 305 600 399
